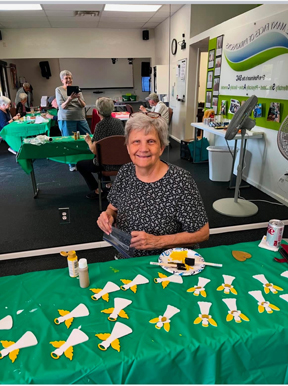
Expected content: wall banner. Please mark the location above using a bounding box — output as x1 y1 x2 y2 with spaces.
220 11 288 100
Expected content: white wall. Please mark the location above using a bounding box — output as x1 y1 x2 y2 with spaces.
198 52 208 103
188 4 288 205
4 57 150 107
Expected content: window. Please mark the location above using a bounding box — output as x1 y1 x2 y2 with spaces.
142 76 150 92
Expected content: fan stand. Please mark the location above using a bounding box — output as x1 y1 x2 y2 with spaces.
212 128 258 217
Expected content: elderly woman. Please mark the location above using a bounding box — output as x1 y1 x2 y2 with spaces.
77 97 124 199
15 82 32 109
16 93 30 116
55 70 91 171
0 96 20 154
97 112 209 259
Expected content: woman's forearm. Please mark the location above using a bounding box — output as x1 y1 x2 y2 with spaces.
78 98 85 108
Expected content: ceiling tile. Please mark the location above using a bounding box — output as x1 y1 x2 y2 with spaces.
49 20 99 28
101 16 150 22
0 10 45 19
1 20 51 28
101 11 156 19
42 4 104 11
143 22 161 28
44 11 75 17
98 22 145 29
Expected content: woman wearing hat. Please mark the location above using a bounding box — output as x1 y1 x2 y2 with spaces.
140 93 169 124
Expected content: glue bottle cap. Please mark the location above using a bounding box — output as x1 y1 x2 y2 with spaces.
79 258 87 269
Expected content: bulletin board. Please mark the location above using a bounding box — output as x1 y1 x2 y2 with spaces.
176 58 187 102
204 12 288 132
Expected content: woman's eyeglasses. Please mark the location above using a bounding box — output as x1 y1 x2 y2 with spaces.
130 111 161 119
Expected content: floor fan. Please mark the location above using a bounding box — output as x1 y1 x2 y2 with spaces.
213 95 258 217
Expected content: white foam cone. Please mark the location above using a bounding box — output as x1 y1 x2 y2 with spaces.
0 315 13 330
163 305 180 320
100 322 132 350
93 281 120 300
223 275 235 285
281 271 288 278
56 304 89 324
279 294 288 302
198 301 212 315
0 331 38 358
198 277 210 287
253 274 268 284
222 298 237 311
248 290 265 303
123 275 149 290
110 298 132 320
52 329 89 358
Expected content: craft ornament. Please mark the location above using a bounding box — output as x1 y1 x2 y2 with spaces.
194 302 217 327
90 281 120 301
0 331 38 363
154 273 183 288
187 277 211 297
0 315 13 330
222 298 249 323
248 290 280 313
96 322 132 352
281 271 288 279
253 274 283 294
101 298 132 321
120 274 149 293
232 250 252 262
54 304 89 328
217 275 237 294
149 305 180 332
50 328 89 360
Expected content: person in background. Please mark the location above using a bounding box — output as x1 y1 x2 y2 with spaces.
16 93 30 117
97 111 209 260
55 70 91 172
0 96 20 154
45 97 58 122
15 83 32 109
140 93 169 124
77 97 124 200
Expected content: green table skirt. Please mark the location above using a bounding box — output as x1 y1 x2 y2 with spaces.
17 136 94 174
1 240 288 384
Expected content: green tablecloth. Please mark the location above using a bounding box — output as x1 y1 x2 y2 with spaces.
17 136 94 174
0 115 52 152
1 240 288 384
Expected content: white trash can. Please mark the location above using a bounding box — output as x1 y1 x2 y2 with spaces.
207 146 237 182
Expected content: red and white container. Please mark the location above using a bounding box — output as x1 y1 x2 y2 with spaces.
266 219 284 248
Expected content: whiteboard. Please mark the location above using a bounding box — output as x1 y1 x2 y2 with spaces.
59 58 134 89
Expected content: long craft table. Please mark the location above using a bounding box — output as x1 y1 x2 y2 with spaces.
16 136 94 197
190 122 264 189
1 240 288 384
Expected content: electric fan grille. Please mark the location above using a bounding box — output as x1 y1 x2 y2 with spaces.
277 116 288 160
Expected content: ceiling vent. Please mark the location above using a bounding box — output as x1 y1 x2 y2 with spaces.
74 11 100 17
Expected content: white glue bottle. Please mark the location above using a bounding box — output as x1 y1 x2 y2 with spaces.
78 258 90 288
60 250 79 278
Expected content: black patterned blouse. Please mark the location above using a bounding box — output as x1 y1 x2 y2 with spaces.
108 162 208 258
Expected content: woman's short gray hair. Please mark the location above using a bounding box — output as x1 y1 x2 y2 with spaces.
23 82 30 89
125 113 169 148
95 97 114 118
19 93 27 101
60 70 72 80
0 96 11 107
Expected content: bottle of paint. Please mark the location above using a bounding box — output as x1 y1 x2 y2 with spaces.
60 250 79 278
78 258 90 288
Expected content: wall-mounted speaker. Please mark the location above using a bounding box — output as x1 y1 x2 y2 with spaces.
39 61 51 79
0 31 2 41
142 30 149 41
141 62 150 77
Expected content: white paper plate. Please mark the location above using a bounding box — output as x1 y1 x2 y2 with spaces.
158 248 205 276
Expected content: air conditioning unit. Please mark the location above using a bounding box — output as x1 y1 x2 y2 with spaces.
74 11 100 17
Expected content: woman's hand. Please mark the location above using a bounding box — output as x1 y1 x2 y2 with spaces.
97 211 114 235
45 113 53 119
130 231 159 250
13 114 20 121
84 133 92 144
139 105 147 112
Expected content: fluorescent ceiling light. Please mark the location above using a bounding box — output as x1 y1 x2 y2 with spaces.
0 4 42 11
104 4 161 12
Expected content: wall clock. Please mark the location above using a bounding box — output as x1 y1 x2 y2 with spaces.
171 38 177 55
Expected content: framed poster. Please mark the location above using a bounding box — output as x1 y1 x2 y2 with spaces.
214 57 222 76
206 91 212 108
216 35 224 57
207 71 213 89
212 97 218 114
208 49 215 69
213 77 220 96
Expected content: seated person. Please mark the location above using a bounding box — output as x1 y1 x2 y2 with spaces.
16 93 30 117
140 93 169 124
0 96 20 154
45 97 58 122
97 111 209 260
15 82 32 109
77 97 125 199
